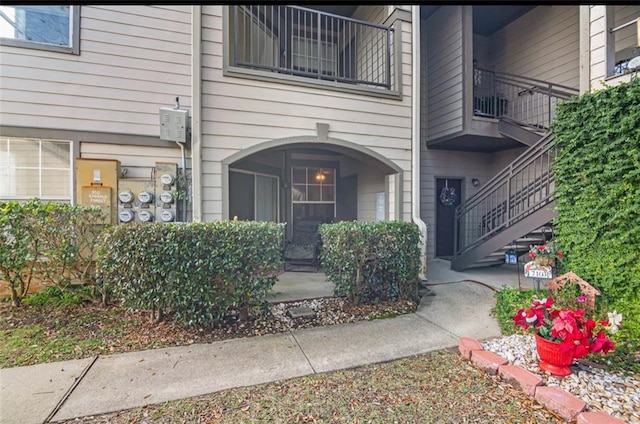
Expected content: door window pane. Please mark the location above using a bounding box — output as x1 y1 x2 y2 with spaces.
307 185 321 201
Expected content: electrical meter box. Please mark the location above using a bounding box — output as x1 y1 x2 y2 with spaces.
155 162 179 223
117 178 156 224
159 108 189 144
76 158 120 224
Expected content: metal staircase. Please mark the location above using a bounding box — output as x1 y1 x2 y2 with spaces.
452 72 579 271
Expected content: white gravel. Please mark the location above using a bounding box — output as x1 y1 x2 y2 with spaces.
482 334 640 423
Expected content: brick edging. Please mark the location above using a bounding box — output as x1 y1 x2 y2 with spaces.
458 337 626 423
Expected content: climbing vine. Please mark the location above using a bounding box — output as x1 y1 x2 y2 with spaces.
552 77 640 342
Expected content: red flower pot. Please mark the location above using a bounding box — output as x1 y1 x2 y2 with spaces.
535 333 574 376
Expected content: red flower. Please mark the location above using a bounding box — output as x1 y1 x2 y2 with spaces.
591 330 616 354
556 251 564 258
573 337 592 358
511 296 616 359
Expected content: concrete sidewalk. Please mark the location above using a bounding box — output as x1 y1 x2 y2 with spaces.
1 261 520 424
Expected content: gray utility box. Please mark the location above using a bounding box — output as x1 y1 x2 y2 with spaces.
159 107 189 143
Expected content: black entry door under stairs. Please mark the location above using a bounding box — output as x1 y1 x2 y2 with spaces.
435 178 462 258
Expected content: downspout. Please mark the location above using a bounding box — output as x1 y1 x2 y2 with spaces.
191 5 203 221
411 5 428 282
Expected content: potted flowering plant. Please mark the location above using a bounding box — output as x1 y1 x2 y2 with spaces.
528 240 563 266
513 296 617 376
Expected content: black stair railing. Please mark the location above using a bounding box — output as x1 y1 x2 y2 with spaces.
473 68 578 130
454 133 557 259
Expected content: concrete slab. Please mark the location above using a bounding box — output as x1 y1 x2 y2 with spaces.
288 307 315 319
291 314 458 373
52 333 314 422
0 357 94 424
268 271 334 302
427 257 537 290
417 280 502 340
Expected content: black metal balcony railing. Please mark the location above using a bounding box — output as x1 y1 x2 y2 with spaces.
473 69 578 130
232 5 394 90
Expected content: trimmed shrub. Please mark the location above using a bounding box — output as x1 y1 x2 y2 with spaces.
0 199 108 306
96 220 284 326
0 200 46 306
552 77 640 344
319 221 421 304
36 202 109 304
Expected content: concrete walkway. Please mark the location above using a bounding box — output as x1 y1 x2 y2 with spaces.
0 260 530 424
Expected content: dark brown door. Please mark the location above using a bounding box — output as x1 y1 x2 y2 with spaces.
435 178 462 258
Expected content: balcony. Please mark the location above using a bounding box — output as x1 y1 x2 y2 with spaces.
230 5 395 91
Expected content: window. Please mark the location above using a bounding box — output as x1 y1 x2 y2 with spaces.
0 5 80 54
291 167 335 225
0 138 72 201
292 34 337 76
229 170 279 222
292 167 335 203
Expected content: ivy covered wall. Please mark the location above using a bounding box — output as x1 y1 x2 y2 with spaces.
552 77 640 342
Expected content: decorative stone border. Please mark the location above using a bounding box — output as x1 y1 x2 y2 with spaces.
458 337 626 423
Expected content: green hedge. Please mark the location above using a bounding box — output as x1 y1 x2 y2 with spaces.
552 77 640 343
319 221 421 304
96 221 284 326
0 199 107 306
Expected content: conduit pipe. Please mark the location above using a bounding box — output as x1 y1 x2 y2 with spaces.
411 5 428 282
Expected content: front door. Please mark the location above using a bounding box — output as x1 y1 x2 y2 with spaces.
435 178 462 258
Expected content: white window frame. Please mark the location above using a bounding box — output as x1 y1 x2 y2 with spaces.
0 5 80 55
0 137 73 202
291 34 337 76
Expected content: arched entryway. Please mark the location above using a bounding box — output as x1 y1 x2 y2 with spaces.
221 136 403 241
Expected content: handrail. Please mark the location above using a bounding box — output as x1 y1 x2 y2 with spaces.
454 132 557 258
493 70 578 94
609 16 639 33
473 68 578 129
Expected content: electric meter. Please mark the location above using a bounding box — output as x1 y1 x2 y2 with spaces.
118 190 134 204
160 210 175 222
159 191 174 204
160 173 175 186
137 191 153 204
118 210 135 223
138 210 153 222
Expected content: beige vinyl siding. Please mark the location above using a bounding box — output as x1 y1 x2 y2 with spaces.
0 6 191 137
426 6 464 141
489 148 526 176
419 147 495 259
487 6 580 88
589 6 608 87
589 6 639 90
80 143 191 179
356 166 386 222
201 6 413 222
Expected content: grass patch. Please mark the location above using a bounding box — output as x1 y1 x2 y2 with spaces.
0 298 417 368
70 350 564 423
